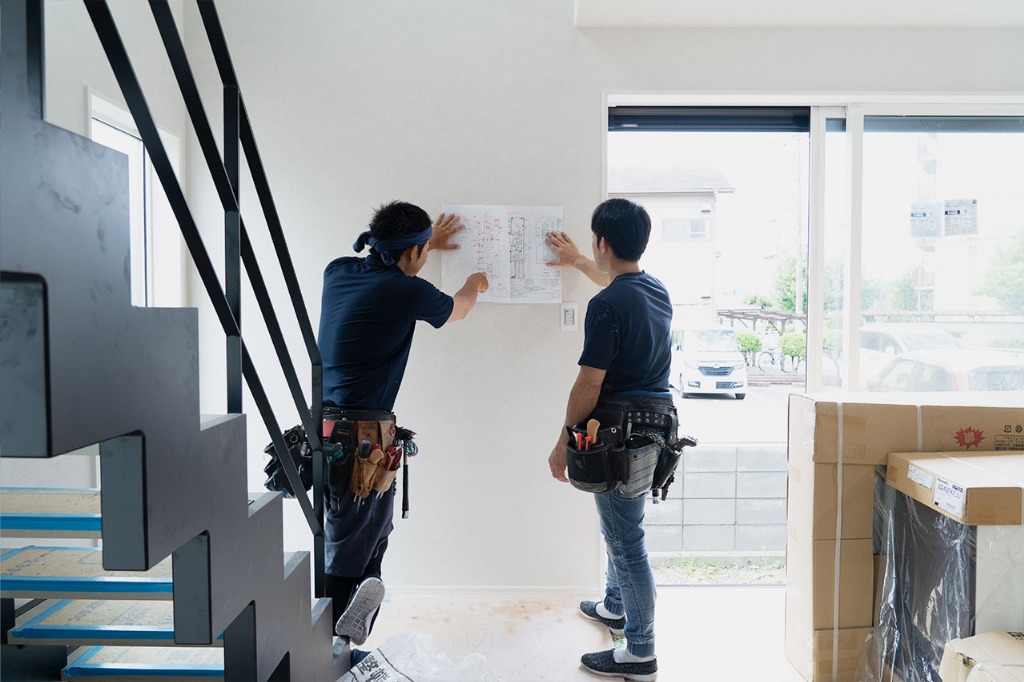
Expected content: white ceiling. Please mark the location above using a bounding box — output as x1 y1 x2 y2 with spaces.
574 0 1024 29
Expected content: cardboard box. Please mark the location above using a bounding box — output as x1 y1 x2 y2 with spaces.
787 525 875 630
886 451 1024 526
789 394 1024 466
938 630 1024 682
789 395 918 465
788 460 875 540
784 604 872 682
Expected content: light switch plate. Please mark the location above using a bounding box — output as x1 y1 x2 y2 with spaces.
560 302 578 331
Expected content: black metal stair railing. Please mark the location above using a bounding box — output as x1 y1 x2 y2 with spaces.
83 0 327 595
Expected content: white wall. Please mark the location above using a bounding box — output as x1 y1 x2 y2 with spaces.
181 2 1023 590
32 1 1024 590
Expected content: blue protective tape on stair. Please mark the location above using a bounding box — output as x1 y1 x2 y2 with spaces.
0 513 102 532
0 546 29 561
1 576 172 594
2 545 93 556
64 645 223 677
64 662 223 677
0 486 98 492
11 599 175 642
16 598 72 628
16 623 172 641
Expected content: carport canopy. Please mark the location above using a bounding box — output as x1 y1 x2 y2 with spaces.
718 307 806 336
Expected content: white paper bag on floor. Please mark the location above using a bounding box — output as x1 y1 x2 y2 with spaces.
338 631 500 682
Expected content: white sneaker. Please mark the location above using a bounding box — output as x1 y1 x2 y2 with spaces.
334 577 385 645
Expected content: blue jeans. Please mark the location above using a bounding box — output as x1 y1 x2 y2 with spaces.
595 441 659 658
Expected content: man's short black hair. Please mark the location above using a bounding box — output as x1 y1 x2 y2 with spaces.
369 201 431 260
590 198 651 262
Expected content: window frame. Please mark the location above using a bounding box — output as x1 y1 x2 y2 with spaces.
88 91 185 308
604 96 1024 391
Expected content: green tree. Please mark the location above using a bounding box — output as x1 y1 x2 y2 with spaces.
744 294 774 309
771 255 882 314
774 256 806 313
891 270 919 310
823 259 843 313
780 331 807 369
976 229 1024 314
735 331 762 366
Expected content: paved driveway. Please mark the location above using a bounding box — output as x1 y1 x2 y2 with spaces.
674 384 798 444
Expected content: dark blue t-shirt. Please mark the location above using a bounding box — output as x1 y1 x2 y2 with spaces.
318 252 453 411
578 271 673 396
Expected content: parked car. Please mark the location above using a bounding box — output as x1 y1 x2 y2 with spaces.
860 324 961 385
867 349 1024 392
671 327 748 400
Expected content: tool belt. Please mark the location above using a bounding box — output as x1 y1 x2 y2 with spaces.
322 408 415 518
566 395 697 501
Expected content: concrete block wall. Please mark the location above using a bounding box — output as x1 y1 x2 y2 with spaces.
647 443 788 554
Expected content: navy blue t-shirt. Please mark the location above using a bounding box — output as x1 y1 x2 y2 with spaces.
318 252 453 411
578 271 673 396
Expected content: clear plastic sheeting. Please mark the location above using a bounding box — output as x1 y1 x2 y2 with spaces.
858 482 1024 681
338 631 501 682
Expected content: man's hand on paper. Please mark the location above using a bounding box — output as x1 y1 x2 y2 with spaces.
468 272 489 293
546 230 611 288
428 212 465 252
545 231 582 268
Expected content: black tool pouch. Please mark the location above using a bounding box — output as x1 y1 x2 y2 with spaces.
565 425 626 493
263 424 313 498
591 396 698 503
649 410 698 502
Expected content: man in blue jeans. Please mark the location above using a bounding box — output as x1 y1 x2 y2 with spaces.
547 198 673 682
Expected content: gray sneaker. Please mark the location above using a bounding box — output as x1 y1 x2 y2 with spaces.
581 649 657 682
579 600 625 636
334 577 385 645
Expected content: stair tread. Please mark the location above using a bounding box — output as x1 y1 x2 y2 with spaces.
0 487 101 538
1 546 172 600
65 645 223 679
10 598 227 647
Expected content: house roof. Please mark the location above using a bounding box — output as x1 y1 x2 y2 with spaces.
608 163 736 195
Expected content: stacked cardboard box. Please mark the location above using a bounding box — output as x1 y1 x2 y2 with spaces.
785 392 1024 682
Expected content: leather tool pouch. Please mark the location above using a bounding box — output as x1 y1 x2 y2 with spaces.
321 409 396 510
565 424 626 493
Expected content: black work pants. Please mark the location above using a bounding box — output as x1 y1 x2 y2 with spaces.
325 536 388 631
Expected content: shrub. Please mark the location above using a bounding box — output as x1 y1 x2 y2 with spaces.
735 331 762 366
780 332 807 361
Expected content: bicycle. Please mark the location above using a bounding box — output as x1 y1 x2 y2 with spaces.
756 349 793 373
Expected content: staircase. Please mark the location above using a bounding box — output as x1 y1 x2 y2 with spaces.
1 1 341 679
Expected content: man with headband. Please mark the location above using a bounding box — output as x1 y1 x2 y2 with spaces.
317 201 488 648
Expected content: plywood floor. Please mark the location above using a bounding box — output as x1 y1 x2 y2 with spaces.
360 585 805 682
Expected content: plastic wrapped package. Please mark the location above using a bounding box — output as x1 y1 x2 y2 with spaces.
857 481 1024 682
337 631 500 682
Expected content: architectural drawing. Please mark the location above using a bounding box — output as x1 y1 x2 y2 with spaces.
440 205 562 304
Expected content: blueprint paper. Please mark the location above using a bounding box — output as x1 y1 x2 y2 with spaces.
440 205 562 304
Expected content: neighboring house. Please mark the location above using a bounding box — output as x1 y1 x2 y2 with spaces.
609 163 735 326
